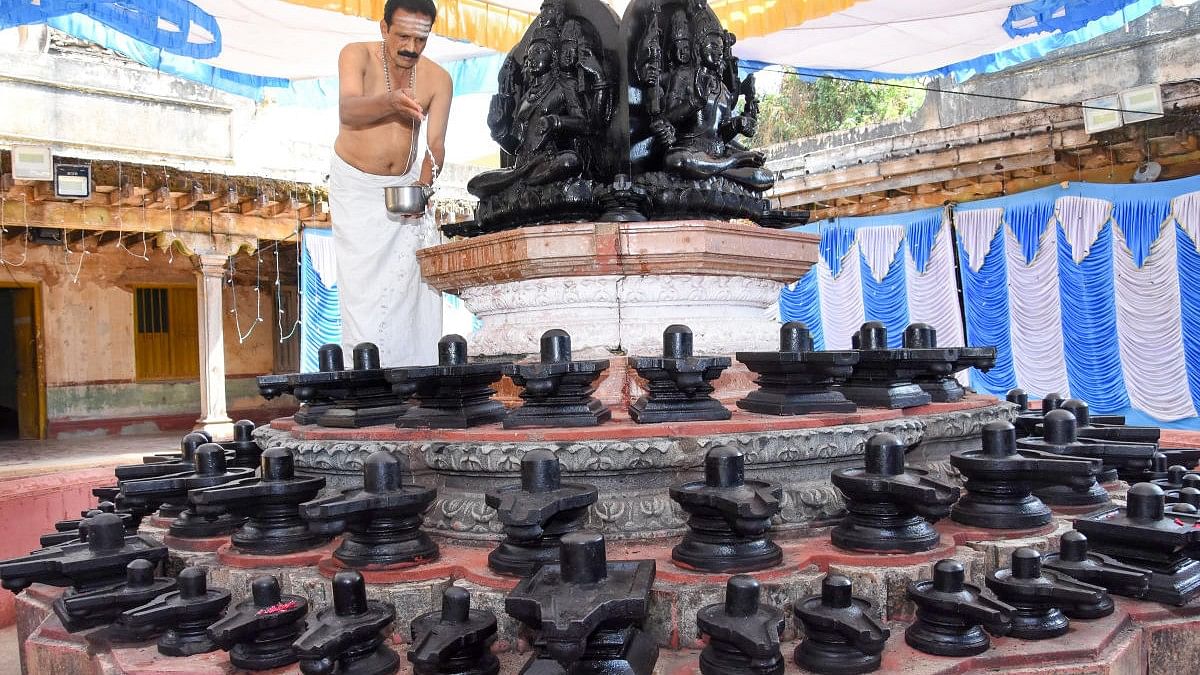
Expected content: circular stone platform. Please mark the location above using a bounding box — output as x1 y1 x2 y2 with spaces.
256 395 1012 541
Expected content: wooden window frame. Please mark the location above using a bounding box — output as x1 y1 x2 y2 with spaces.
133 284 199 381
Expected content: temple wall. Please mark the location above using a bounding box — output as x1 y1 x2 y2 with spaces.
764 4 1200 172
0 244 294 437
0 33 333 184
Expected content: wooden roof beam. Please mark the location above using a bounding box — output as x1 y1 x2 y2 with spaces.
775 149 1057 209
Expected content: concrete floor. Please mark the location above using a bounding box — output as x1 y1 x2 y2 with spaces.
0 433 179 479
0 432 184 675
0 626 17 675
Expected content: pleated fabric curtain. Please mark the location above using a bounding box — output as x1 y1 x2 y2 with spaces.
300 228 342 373
1004 201 1070 397
954 208 1019 394
944 184 1200 423
779 174 1200 426
1110 198 1195 420
1172 192 1200 417
1053 196 1130 412
779 207 967 354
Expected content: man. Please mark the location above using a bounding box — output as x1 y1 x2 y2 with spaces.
331 0 452 367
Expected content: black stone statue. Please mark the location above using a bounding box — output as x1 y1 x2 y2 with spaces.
503 329 611 428
208 575 309 670
55 559 177 636
793 575 889 675
830 432 959 553
985 548 1111 639
386 335 508 429
1074 482 1200 605
120 566 232 657
467 0 622 231
695 575 786 675
905 559 1012 657
288 342 412 428
505 531 658 674
455 0 808 235
633 1 772 194
293 570 400 675
485 449 598 577
408 587 500 675
669 446 782 572
300 450 439 568
735 322 858 415
628 324 731 423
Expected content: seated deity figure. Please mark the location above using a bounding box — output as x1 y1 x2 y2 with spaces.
647 8 693 148
658 10 773 191
467 17 590 197
561 18 612 129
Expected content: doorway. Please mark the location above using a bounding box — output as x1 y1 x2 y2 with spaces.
0 286 44 439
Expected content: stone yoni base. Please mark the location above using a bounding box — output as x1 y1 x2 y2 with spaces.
16 513 1200 675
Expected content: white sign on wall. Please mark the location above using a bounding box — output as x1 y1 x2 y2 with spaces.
1120 84 1164 125
11 145 52 180
1082 95 1123 135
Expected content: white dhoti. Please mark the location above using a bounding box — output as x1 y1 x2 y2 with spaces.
329 147 442 367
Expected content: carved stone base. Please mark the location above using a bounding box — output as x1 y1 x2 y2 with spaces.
917 378 966 403
416 220 819 359
737 387 856 416
635 172 769 222
630 395 731 424
839 382 932 409
468 179 603 235
317 402 408 429
293 402 334 425
257 396 1014 540
458 273 785 359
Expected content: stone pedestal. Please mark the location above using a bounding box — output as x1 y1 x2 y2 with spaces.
417 221 819 359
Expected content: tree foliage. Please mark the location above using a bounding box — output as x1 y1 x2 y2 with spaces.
751 76 925 147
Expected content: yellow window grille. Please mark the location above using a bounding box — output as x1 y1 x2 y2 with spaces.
134 287 199 380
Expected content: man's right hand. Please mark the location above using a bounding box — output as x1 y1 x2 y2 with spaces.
387 89 425 122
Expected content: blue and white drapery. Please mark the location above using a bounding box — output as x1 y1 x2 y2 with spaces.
299 227 342 373
784 174 1200 428
781 207 966 358
298 227 481 372
953 176 1200 426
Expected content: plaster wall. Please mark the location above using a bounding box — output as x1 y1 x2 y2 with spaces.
0 33 335 183
0 243 293 434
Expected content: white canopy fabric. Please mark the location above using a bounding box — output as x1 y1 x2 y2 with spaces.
190 0 492 81
735 0 1166 79
0 0 1178 100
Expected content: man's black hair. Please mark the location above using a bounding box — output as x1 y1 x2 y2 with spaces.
384 0 438 25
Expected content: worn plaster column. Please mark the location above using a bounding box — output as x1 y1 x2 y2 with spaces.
193 253 234 440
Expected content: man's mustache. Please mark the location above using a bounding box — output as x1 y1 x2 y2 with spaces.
395 50 420 59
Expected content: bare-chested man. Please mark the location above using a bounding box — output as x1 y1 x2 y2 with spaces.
330 0 453 367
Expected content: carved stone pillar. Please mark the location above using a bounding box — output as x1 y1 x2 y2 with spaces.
193 253 234 440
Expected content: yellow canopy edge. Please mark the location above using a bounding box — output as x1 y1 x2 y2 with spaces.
281 0 859 53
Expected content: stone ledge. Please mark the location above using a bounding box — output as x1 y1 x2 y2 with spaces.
417 220 819 293
269 394 1000 444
